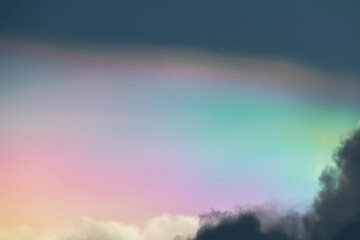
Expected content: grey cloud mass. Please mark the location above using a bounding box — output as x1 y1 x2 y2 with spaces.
190 129 360 240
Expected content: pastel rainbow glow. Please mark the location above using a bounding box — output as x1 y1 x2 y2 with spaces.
0 40 359 233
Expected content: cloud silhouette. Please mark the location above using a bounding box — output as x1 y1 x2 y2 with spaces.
304 129 360 240
193 212 295 240
190 128 360 240
2 129 360 240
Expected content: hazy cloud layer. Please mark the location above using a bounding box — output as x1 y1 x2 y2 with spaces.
0 215 198 240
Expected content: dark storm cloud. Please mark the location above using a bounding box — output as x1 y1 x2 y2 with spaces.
194 213 293 240
191 209 302 240
189 129 360 240
304 129 360 240
0 1 359 75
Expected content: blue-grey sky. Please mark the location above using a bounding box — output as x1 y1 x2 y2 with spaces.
1 0 359 75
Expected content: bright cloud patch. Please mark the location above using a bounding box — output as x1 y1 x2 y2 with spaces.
0 215 199 240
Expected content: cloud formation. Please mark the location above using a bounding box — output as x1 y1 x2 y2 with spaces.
2 124 360 240
190 128 360 240
0 214 198 240
2 129 360 240
304 129 360 240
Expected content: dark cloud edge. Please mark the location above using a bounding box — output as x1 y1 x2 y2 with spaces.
188 128 360 240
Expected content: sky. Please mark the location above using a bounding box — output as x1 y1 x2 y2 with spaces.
1 1 360 240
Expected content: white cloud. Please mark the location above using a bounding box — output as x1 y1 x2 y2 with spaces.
141 214 199 240
0 214 199 240
45 218 140 240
